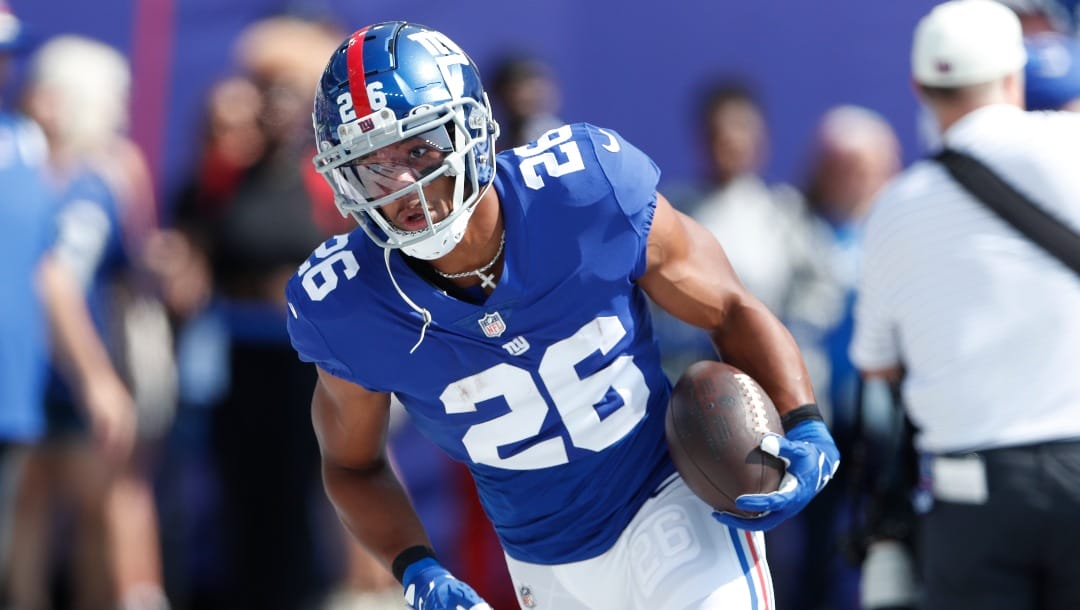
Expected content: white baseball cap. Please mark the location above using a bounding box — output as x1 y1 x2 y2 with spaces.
912 0 1027 87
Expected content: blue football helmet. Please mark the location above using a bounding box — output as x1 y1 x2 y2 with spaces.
997 0 1080 32
312 22 499 260
1025 32 1080 109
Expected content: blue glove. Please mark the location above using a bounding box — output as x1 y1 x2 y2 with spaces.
402 557 492 610
713 419 840 532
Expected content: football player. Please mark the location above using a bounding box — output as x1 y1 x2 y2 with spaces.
287 21 839 610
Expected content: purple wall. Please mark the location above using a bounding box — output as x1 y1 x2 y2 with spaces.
11 0 939 210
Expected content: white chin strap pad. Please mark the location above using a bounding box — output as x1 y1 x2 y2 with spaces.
400 205 474 260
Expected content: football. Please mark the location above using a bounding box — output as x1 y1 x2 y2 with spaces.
664 360 785 516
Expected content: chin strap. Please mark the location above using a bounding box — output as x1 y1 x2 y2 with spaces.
383 248 432 354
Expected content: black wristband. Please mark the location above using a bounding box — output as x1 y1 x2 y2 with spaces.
392 545 438 584
781 403 824 432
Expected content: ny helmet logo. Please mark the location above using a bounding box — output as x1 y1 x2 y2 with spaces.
478 312 507 337
407 30 468 98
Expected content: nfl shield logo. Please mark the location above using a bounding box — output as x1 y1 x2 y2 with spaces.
478 312 507 338
519 585 536 608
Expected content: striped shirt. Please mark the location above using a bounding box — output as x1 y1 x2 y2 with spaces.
850 104 1080 453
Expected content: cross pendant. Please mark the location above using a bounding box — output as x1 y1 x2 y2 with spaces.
475 270 496 290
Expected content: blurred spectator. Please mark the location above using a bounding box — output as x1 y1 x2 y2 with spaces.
1024 32 1080 110
7 34 173 610
794 106 900 424
769 105 901 610
853 2 1080 607
147 76 265 323
489 53 564 150
687 80 814 317
653 79 819 378
148 72 264 610
0 7 136 606
946 5 1080 160
922 2 1080 149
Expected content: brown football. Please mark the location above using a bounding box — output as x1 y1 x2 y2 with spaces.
664 360 785 515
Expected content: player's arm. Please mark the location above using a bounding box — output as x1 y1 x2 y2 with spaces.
637 193 814 414
312 366 491 609
37 252 135 463
312 366 431 565
639 193 839 531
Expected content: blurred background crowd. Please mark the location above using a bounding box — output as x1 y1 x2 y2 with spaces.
0 0 1078 609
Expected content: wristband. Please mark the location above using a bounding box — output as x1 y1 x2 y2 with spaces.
780 403 824 432
392 545 438 584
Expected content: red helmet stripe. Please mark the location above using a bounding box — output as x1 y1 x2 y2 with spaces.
346 27 373 118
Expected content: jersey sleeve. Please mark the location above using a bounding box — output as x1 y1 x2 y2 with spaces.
53 177 118 288
581 124 661 279
284 276 354 381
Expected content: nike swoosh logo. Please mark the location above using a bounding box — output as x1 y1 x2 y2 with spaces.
598 128 620 153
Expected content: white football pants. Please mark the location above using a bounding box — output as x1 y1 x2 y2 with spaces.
502 475 774 610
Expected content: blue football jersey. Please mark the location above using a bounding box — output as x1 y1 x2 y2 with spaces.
287 124 677 564
55 169 128 317
45 167 130 411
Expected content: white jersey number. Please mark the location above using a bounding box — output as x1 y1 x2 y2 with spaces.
514 125 586 190
440 316 649 470
298 235 359 301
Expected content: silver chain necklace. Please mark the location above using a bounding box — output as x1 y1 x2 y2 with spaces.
433 231 505 289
